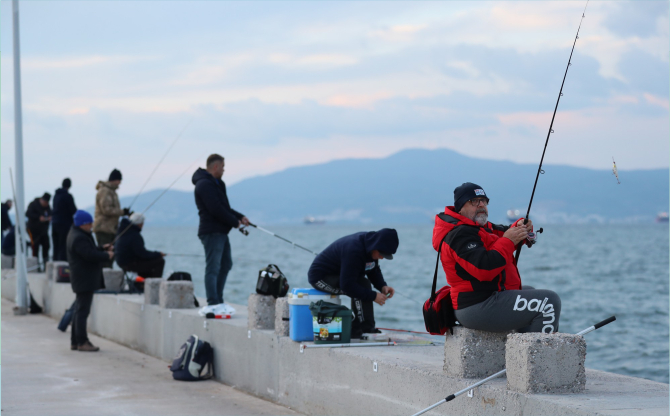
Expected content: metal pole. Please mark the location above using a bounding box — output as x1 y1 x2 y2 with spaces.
12 0 28 314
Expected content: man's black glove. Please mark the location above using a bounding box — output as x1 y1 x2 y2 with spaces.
123 207 131 216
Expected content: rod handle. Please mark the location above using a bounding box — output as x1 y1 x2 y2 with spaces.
594 316 616 329
445 394 456 402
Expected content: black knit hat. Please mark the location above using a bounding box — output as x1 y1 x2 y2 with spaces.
41 192 51 202
109 169 122 181
454 182 489 213
62 178 71 188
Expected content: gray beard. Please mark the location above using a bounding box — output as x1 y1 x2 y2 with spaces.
474 212 488 227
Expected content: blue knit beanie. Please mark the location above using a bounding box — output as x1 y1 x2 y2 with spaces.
73 210 93 226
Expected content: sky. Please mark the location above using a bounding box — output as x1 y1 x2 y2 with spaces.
1 1 668 209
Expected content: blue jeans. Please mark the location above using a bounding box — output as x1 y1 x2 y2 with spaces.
199 233 233 306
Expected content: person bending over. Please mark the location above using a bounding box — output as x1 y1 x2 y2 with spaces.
115 213 165 278
433 182 560 334
308 228 399 339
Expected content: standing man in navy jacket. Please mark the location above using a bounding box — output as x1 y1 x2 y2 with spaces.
192 154 250 309
52 178 77 261
308 228 399 338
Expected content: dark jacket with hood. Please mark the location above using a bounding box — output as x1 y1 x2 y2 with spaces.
114 218 162 267
25 198 52 237
52 188 77 227
192 168 244 236
1 203 12 232
66 225 109 293
432 206 521 310
308 228 399 302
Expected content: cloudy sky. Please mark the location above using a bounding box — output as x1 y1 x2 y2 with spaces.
1 1 668 208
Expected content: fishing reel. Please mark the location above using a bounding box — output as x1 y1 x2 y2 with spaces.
526 227 543 247
238 225 249 236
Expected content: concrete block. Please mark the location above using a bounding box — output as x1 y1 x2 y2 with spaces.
1 254 13 270
159 280 194 309
274 297 289 336
103 268 124 292
248 293 275 330
144 278 162 305
506 333 586 394
444 326 510 378
46 261 68 280
26 257 38 272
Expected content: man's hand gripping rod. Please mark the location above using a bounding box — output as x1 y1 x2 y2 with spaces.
410 316 616 416
242 222 319 256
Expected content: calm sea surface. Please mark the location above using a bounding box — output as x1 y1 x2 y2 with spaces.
141 223 669 384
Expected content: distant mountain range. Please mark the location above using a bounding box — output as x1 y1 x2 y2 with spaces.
95 148 668 225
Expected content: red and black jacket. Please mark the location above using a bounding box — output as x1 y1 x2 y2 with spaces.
432 207 522 310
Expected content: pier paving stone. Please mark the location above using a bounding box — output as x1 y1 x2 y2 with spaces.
1 254 13 269
102 268 124 292
506 332 587 394
159 280 195 309
144 277 162 305
274 296 289 336
443 326 511 378
248 293 276 330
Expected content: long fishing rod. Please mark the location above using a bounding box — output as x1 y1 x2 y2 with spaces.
515 1 589 266
9 169 27 257
112 153 206 245
127 119 193 210
411 315 615 416
246 222 319 256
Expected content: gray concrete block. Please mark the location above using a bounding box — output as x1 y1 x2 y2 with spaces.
26 257 38 272
248 293 275 330
444 326 510 378
1 254 13 270
144 278 162 305
103 268 124 292
46 261 68 280
506 332 586 394
159 280 194 309
274 297 289 336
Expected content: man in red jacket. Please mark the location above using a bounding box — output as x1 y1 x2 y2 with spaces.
432 182 561 333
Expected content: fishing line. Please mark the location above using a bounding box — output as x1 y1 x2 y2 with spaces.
127 119 193 210
411 315 616 416
112 152 206 245
515 0 589 265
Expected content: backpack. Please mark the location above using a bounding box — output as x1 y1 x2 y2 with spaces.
423 240 458 335
170 335 214 381
256 264 289 298
167 272 199 307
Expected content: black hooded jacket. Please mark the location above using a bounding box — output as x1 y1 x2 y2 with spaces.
66 225 108 293
1 203 11 232
25 198 52 237
52 188 77 227
114 218 162 267
308 228 399 302
192 168 244 236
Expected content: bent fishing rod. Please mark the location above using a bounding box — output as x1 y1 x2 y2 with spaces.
515 1 589 265
411 315 616 416
244 222 319 256
127 119 193 210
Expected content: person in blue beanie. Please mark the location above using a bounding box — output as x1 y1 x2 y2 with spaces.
308 228 399 339
66 210 114 352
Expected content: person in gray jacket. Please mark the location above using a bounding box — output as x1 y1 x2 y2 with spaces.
66 210 114 352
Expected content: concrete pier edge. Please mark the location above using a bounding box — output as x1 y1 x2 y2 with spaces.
2 271 667 416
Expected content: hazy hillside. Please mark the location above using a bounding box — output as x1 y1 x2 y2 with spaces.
101 148 667 225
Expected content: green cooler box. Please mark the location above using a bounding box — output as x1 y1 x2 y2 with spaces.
309 300 353 344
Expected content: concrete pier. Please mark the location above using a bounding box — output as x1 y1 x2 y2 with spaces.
2 270 668 416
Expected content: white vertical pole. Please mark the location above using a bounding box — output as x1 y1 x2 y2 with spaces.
12 0 28 314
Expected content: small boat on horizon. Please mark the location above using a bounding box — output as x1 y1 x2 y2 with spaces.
304 216 326 225
656 212 669 223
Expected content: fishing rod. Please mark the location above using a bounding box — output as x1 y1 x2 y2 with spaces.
9 169 28 257
411 315 616 416
515 1 589 265
127 119 193 210
245 222 319 256
112 153 206 245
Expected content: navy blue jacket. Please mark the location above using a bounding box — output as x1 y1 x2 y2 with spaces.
51 188 77 227
114 218 162 267
308 229 399 302
192 168 244 236
66 225 108 293
1 226 15 256
1 203 11 232
25 198 51 237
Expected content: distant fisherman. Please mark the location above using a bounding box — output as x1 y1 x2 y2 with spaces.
93 169 131 268
25 193 52 268
52 178 77 261
308 229 399 339
433 182 561 334
192 154 250 313
1 199 12 236
115 213 166 279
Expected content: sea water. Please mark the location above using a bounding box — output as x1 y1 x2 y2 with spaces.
142 223 669 384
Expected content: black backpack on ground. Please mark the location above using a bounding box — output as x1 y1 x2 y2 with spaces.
170 335 214 381
167 272 199 307
256 264 289 298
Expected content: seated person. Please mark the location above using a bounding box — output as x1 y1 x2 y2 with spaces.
307 228 398 339
115 213 165 278
433 182 560 334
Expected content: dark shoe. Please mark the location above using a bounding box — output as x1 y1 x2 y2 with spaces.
70 344 78 351
365 328 383 334
77 341 100 352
